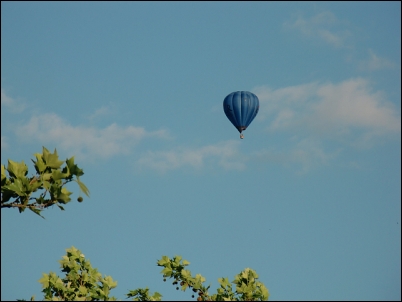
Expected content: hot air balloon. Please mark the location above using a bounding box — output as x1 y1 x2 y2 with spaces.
223 91 259 139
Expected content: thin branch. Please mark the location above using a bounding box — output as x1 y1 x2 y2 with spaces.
1 199 56 209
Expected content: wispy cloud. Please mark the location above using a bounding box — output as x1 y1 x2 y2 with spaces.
253 78 401 147
283 11 352 47
87 104 117 121
253 138 341 174
250 77 400 172
359 49 398 71
1 88 13 106
313 79 400 133
5 75 400 174
88 106 111 120
1 88 26 113
137 140 245 173
13 113 245 173
1 135 8 150
14 113 170 160
140 77 400 174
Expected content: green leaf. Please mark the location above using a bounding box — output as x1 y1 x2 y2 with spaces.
3 179 25 196
181 269 191 279
7 160 28 179
52 169 69 181
41 180 51 191
161 267 173 276
103 275 117 289
28 177 42 192
58 255 70 268
1 164 6 182
173 255 182 265
32 154 47 174
75 178 90 197
260 283 269 300
38 273 50 288
0 184 19 203
66 157 84 177
42 147 64 169
157 256 170 266
236 284 244 293
151 292 162 301
181 283 189 291
182 259 190 266
78 285 88 295
218 277 231 288
66 246 79 257
29 207 45 219
57 188 72 203
194 273 206 284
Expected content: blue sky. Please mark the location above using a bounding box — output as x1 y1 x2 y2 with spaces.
1 2 400 301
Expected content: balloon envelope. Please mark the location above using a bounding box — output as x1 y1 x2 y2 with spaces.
223 91 259 133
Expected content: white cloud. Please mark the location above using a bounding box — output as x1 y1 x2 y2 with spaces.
14 113 170 160
253 78 401 146
1 135 8 150
88 106 111 120
1 88 26 113
359 49 398 71
1 88 13 106
252 77 400 166
87 104 117 121
137 140 245 173
314 79 399 132
253 138 341 174
284 11 352 47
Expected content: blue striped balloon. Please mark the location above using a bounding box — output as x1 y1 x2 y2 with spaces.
223 91 259 138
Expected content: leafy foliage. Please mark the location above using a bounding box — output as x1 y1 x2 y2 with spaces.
38 246 119 301
126 288 162 301
1 147 89 218
157 255 269 301
7 148 269 301
28 247 268 301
